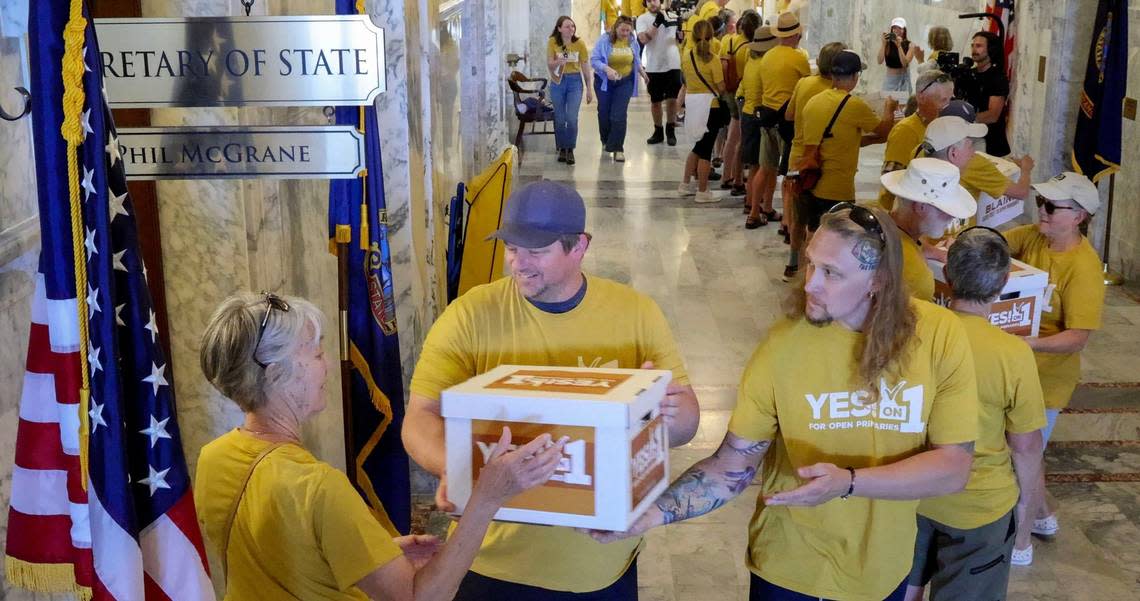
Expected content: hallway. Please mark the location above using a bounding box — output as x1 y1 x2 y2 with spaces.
517 93 1140 600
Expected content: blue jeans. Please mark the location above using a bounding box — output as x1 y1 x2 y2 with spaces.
550 75 584 150
595 75 635 152
750 573 907 600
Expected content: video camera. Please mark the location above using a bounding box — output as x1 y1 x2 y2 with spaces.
935 51 977 98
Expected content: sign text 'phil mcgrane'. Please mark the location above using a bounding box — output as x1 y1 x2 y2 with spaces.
93 15 385 108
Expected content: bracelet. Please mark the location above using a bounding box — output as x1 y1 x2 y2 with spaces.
840 467 856 500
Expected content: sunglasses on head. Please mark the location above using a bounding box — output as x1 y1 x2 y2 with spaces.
1036 197 1078 215
253 292 290 369
826 202 886 246
919 73 952 94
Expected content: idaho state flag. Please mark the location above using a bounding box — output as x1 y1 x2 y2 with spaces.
1072 0 1128 182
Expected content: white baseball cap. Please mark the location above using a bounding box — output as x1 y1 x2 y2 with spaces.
881 158 977 219
891 17 907 29
1032 172 1100 214
924 116 989 152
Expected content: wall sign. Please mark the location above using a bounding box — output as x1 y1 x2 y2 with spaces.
117 126 365 180
94 16 385 107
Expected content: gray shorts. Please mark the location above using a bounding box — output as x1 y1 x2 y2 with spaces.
758 126 784 169
908 510 1016 601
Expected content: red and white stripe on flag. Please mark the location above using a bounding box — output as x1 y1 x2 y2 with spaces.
987 0 1017 79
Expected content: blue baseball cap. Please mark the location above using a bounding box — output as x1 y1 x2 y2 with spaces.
487 180 587 248
940 99 978 123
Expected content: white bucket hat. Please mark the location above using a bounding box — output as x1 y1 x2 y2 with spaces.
1032 172 1100 214
924 116 989 152
881 158 977 219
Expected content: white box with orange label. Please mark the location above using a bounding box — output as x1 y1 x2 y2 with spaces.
928 257 1050 337
442 365 671 530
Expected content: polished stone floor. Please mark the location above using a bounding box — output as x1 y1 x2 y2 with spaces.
513 95 1140 600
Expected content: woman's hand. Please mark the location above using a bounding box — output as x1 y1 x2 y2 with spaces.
586 87 595 104
472 427 569 506
605 66 621 81
393 534 441 569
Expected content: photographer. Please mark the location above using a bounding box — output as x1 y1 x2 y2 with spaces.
637 0 682 146
959 31 1011 157
877 17 924 93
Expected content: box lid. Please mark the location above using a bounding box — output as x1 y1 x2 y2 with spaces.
929 257 1048 294
441 365 671 428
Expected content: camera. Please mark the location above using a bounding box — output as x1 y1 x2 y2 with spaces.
886 32 897 42
936 52 975 79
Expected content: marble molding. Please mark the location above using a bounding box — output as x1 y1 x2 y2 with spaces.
572 0 604 49
529 0 572 80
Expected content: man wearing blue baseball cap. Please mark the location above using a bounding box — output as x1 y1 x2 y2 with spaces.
403 180 700 600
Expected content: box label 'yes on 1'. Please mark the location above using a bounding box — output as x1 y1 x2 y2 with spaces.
442 365 671 530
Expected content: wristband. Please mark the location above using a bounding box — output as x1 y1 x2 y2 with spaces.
840 466 855 500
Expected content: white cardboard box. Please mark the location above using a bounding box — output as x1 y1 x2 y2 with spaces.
442 365 671 530
928 257 1050 337
975 153 1024 229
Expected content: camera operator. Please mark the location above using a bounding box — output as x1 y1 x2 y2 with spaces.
638 0 683 146
958 31 1010 157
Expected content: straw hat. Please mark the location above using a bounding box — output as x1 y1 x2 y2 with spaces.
772 12 802 38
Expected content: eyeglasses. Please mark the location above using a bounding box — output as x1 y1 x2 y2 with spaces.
826 202 887 246
919 73 952 94
253 292 290 369
957 225 1008 248
1036 197 1078 215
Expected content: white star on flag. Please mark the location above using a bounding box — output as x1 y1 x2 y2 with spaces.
106 135 122 167
82 45 91 73
80 108 94 139
113 249 127 272
138 465 172 496
88 343 102 373
81 167 96 201
115 303 126 327
89 400 107 434
142 362 168 396
86 285 101 319
84 227 97 259
144 309 159 343
139 415 172 448
108 190 129 221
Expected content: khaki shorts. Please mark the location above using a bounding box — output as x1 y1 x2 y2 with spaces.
758 126 784 169
908 510 1016 601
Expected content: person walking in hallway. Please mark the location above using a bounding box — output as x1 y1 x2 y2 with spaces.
548 16 594 166
591 15 647 162
637 0 682 147
678 19 729 204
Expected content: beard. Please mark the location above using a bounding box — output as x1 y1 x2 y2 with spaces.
807 315 833 326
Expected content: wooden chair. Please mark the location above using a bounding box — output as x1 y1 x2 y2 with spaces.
508 71 555 156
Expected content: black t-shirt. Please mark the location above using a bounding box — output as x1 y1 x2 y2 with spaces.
884 39 911 69
963 65 1010 156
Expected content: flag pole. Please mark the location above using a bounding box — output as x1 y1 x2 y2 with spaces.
336 242 359 480
1102 174 1124 285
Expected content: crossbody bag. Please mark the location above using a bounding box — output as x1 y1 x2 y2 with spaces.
220 441 288 579
794 93 852 193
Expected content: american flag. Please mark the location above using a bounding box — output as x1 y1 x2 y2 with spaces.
5 2 213 599
986 0 1017 79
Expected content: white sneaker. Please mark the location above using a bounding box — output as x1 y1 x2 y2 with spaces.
1032 514 1059 536
694 190 720 203
613 151 625 162
1011 545 1033 566
677 181 697 196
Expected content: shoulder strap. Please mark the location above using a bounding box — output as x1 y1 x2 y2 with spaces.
822 93 852 139
221 441 288 579
690 49 717 93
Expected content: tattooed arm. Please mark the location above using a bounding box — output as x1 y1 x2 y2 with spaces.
587 432 770 543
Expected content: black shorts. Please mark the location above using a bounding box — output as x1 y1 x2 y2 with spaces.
453 559 638 601
693 105 729 161
647 70 682 103
740 113 764 167
797 191 846 232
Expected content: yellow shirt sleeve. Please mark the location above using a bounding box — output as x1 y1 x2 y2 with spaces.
1058 251 1106 330
410 301 476 400
1003 224 1035 257
1004 341 1047 434
883 116 923 168
641 297 691 386
963 156 1010 199
851 96 882 132
314 468 404 591
924 306 979 445
728 339 779 442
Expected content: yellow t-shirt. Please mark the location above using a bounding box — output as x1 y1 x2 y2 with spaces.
410 275 689 592
802 88 881 201
758 45 811 110
1005 225 1105 409
918 313 1046 529
682 46 725 107
961 153 1010 202
622 0 646 18
682 1 723 51
548 38 589 75
608 39 635 78
729 300 978 601
787 75 833 167
877 114 927 210
739 53 765 114
195 430 402 601
900 235 935 302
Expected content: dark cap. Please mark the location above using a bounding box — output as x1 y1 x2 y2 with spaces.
940 99 978 123
830 50 866 76
487 180 586 248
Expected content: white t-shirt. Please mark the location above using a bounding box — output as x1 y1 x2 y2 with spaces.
636 10 680 73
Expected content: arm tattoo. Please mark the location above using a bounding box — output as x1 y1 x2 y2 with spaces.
655 469 726 524
656 439 770 524
725 467 757 494
851 239 881 271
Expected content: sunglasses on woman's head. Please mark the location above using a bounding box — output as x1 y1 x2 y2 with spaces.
1036 197 1078 215
826 202 886 247
253 292 290 369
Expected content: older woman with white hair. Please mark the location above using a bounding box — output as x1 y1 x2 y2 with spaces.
195 292 567 600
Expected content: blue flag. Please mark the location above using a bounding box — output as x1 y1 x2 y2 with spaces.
327 0 410 536
1072 0 1128 182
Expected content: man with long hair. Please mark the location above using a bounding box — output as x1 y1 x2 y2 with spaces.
591 205 978 600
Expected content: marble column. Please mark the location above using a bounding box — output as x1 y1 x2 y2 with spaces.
530 0 572 80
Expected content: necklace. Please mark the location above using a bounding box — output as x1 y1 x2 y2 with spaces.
240 426 300 442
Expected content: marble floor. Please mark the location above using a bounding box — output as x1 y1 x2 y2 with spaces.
511 95 1140 600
